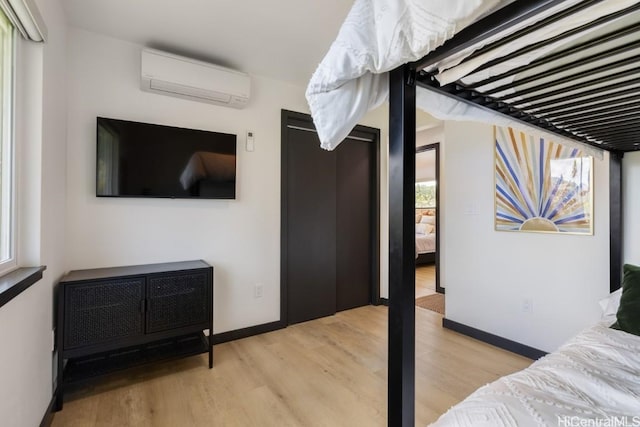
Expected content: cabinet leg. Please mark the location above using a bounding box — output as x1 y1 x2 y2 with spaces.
208 336 214 368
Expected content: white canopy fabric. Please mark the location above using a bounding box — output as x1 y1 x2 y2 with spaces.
416 87 603 159
305 0 626 158
305 0 500 150
437 0 640 90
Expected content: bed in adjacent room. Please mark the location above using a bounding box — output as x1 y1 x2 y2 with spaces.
415 209 436 265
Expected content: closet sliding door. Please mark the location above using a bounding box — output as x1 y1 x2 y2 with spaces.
336 139 376 312
281 110 380 325
285 127 337 323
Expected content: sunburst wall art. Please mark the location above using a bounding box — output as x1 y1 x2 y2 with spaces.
495 126 593 235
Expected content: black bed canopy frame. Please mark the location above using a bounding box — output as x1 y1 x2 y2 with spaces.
387 0 632 425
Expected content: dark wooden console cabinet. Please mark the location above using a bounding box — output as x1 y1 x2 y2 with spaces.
55 260 213 410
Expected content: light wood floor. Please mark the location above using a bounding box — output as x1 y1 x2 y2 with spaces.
52 306 531 427
416 264 436 298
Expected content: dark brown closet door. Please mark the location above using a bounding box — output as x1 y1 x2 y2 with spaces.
336 139 374 311
282 110 379 326
285 128 337 324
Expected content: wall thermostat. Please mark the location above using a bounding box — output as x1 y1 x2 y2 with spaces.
246 131 255 152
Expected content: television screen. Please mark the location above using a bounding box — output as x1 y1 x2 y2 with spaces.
96 117 237 199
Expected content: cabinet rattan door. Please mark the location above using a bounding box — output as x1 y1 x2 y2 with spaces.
64 278 145 349
146 271 209 333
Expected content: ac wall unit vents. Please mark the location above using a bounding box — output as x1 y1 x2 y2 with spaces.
140 48 250 109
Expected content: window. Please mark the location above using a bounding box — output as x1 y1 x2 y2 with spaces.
415 181 436 208
0 8 15 274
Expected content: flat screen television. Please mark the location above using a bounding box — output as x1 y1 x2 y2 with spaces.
96 117 237 199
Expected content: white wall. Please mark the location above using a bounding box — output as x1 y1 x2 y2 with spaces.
441 121 611 352
0 0 68 425
416 150 436 182
65 28 389 332
366 104 390 300
623 152 640 265
416 127 441 183
416 126 443 148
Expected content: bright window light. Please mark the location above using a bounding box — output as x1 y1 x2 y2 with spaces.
415 181 436 208
0 8 15 273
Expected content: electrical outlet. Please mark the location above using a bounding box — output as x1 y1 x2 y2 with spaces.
254 283 264 298
522 298 533 313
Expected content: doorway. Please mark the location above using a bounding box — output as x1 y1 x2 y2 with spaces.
415 143 443 300
281 110 380 325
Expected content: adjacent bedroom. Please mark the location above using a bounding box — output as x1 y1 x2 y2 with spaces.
415 122 444 316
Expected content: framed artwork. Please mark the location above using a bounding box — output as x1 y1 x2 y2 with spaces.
494 126 593 235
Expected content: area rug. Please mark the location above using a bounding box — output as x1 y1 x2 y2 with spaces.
416 294 444 315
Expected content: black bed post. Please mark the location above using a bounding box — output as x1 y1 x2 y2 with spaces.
610 151 623 292
388 64 416 427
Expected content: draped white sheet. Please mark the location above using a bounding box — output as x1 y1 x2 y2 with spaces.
416 87 603 159
305 0 633 158
305 0 499 150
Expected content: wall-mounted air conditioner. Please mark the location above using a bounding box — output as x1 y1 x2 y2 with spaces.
140 48 251 109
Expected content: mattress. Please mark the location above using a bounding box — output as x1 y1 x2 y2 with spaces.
416 233 435 255
430 322 640 426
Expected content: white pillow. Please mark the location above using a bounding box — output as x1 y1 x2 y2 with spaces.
416 223 435 235
599 288 622 320
416 223 427 235
420 215 435 225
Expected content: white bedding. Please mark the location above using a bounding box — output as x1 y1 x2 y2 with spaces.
430 322 640 426
433 0 639 88
415 88 603 159
416 233 435 255
306 0 608 158
306 0 498 150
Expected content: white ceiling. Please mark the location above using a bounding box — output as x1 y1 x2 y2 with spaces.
61 0 355 87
